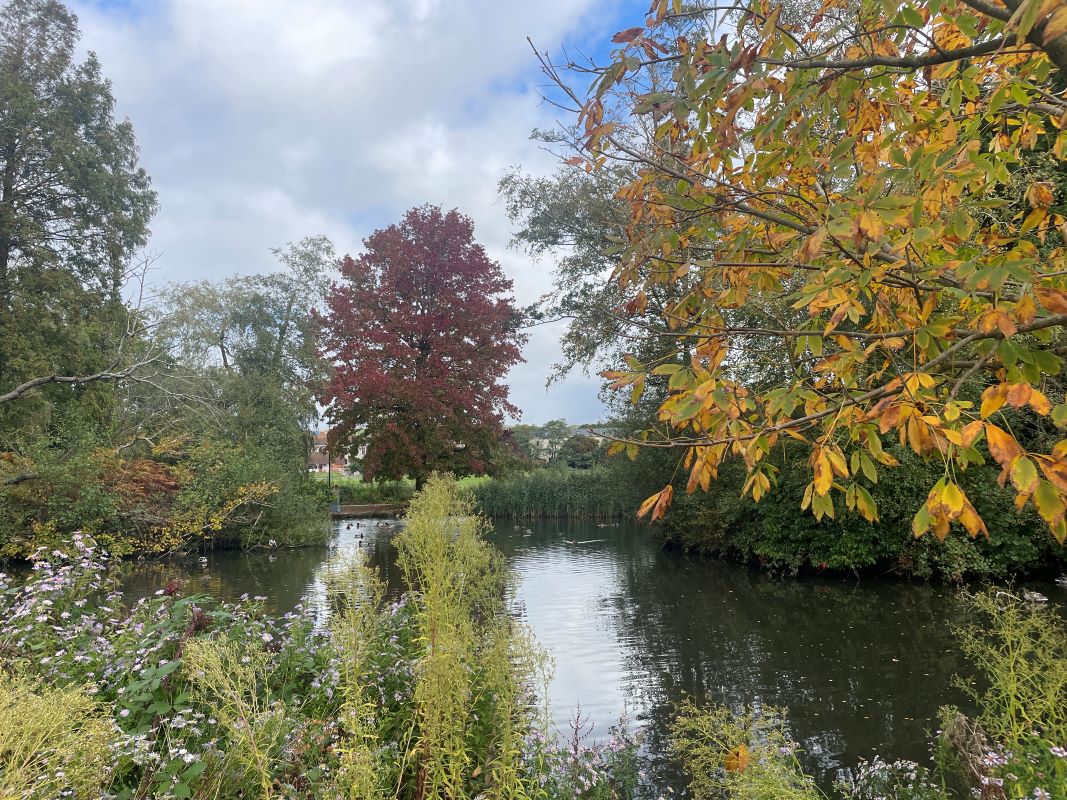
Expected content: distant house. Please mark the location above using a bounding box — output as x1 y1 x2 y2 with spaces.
307 430 352 474
527 437 557 461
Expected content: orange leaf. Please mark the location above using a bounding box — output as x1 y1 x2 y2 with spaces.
612 26 645 43
1027 181 1055 209
800 226 828 261
1006 383 1032 408
1015 294 1037 325
960 420 985 447
1035 286 1067 314
985 423 1024 468
725 745 750 773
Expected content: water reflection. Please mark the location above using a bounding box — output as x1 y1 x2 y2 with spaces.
119 518 1063 791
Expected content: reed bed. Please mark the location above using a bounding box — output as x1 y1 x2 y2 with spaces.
472 467 633 520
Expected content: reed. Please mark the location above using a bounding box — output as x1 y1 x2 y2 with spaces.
472 467 633 520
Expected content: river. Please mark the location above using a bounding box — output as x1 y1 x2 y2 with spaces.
120 518 1064 792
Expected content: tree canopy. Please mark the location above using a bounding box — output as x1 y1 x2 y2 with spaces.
318 205 526 487
542 0 1067 542
0 0 157 433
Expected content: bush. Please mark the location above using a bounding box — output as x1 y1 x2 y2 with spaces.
0 675 118 800
670 704 822 800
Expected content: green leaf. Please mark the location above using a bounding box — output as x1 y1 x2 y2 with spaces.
1053 404 1067 428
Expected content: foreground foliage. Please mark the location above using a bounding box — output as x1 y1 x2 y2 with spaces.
0 480 642 799
547 0 1067 546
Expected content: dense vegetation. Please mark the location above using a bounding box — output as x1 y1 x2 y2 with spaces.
2 479 1063 799
0 1 330 557
0 479 644 799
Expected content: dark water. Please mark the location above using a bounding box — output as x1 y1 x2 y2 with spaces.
120 519 1064 789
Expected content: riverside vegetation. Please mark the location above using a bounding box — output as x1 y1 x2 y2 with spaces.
0 478 643 799
2 478 1064 800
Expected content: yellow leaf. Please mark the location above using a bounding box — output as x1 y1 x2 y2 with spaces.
813 452 833 495
857 210 884 241
1029 388 1052 415
980 384 1007 418
826 447 849 478
1044 6 1067 42
1034 479 1066 525
1011 455 1039 494
942 482 965 515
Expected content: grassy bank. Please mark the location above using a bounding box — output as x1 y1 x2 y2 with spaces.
471 467 636 520
316 474 491 506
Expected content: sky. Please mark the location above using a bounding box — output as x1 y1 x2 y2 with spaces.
68 0 648 425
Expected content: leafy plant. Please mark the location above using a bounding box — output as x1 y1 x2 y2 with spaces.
543 0 1067 548
670 703 823 800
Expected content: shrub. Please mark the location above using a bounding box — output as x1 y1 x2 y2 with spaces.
670 703 823 800
0 674 118 799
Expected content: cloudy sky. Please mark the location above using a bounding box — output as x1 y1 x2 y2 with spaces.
69 0 647 425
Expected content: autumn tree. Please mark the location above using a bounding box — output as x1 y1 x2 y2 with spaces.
541 0 1067 542
318 206 526 488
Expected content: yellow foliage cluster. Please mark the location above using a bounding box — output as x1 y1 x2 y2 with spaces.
0 675 117 799
563 0 1067 542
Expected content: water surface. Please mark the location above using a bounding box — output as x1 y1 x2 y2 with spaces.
120 519 1063 790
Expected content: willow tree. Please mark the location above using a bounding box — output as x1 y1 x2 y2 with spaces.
544 0 1067 541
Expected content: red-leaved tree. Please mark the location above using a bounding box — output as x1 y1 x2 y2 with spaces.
318 205 526 488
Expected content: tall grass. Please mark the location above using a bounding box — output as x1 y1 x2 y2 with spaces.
472 467 634 520
0 675 117 799
390 474 542 799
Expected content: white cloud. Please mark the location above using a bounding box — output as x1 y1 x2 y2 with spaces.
70 0 619 423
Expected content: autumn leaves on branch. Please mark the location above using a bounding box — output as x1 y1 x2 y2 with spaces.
543 0 1067 543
